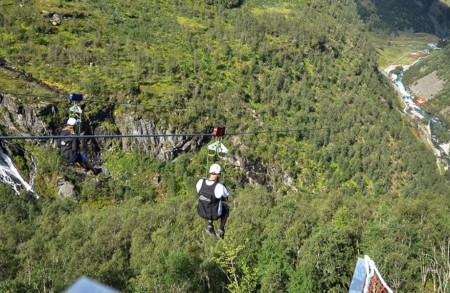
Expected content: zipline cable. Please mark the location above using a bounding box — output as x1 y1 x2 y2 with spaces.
0 90 198 110
0 91 65 100
226 127 335 136
0 133 212 140
0 127 339 141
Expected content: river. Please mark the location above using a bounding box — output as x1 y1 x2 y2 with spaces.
389 48 450 171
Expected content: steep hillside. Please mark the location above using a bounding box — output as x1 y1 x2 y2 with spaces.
355 0 450 36
1 1 450 292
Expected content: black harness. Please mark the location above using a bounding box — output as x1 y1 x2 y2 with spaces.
197 179 221 220
58 129 79 163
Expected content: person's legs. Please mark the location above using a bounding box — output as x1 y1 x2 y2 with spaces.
216 204 230 239
206 220 215 235
219 204 230 231
78 154 101 175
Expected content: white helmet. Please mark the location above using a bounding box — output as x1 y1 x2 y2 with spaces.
209 163 222 175
66 118 78 126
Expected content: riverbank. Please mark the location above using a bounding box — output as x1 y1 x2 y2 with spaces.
382 44 450 171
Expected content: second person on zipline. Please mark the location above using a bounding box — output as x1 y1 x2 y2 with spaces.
196 163 230 239
58 118 102 176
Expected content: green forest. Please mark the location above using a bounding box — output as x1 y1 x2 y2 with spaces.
1 0 449 292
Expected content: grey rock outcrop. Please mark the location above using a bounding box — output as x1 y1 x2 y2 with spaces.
57 178 75 198
0 93 56 136
113 113 203 160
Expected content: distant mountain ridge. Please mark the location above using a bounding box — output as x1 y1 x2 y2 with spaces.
355 0 450 36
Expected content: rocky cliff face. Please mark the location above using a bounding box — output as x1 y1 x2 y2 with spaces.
0 91 207 160
113 113 204 160
0 58 62 139
0 93 57 137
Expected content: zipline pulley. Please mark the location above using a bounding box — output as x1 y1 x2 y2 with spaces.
68 93 84 134
207 126 228 160
206 125 228 177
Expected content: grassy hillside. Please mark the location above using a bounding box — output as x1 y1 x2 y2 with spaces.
1 1 450 292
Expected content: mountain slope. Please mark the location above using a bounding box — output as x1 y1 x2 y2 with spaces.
355 0 450 35
0 1 449 292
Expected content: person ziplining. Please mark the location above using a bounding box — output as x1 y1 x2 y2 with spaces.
196 163 230 239
57 118 102 176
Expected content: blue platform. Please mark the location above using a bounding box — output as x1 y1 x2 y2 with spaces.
64 276 121 293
